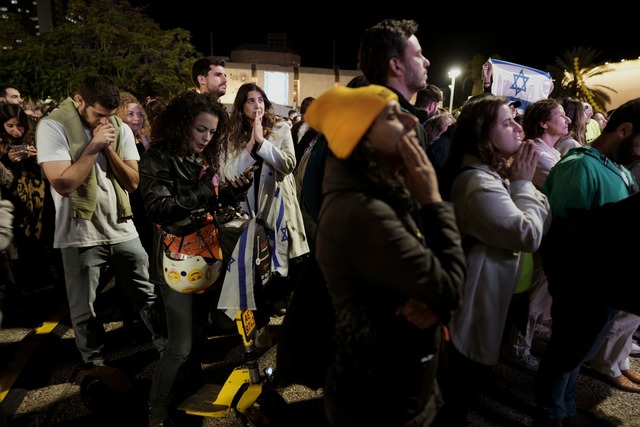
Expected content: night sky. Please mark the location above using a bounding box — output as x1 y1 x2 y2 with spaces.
133 2 638 91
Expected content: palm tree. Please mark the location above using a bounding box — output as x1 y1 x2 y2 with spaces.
547 46 614 113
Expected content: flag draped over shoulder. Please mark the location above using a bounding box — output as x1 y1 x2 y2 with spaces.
489 58 553 112
217 184 288 319
263 186 289 278
218 216 258 319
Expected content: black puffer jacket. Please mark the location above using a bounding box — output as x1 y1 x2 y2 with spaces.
138 145 240 284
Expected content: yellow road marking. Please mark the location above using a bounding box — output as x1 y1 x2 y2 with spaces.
0 306 69 403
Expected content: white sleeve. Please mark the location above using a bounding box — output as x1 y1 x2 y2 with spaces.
121 123 140 161
36 119 71 164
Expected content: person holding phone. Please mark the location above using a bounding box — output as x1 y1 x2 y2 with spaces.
0 102 54 297
138 90 253 427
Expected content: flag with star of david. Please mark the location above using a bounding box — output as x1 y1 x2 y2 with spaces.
217 184 288 319
261 185 289 278
489 58 553 113
218 215 258 318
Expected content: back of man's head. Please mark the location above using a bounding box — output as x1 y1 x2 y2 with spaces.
191 57 226 88
300 97 315 115
358 19 418 86
79 75 120 109
415 85 443 109
603 98 640 135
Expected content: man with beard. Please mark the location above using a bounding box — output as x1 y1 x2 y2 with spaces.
534 98 640 427
35 75 165 369
358 19 431 151
191 56 228 99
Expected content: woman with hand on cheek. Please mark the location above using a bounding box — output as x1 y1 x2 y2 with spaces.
305 85 465 427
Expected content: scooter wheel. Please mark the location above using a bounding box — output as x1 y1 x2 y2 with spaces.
251 389 289 427
80 375 116 414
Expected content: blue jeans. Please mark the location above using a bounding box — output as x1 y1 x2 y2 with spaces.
534 291 617 421
61 238 164 364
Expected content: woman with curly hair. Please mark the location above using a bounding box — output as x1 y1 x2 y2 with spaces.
138 91 253 427
116 91 154 249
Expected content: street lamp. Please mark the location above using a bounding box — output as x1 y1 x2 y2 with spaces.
448 68 461 112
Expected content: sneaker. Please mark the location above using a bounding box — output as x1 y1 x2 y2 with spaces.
81 361 106 370
504 352 540 372
254 325 273 349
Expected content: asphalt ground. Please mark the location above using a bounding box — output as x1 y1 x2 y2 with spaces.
1 280 639 427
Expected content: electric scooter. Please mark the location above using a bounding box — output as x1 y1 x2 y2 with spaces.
178 309 289 426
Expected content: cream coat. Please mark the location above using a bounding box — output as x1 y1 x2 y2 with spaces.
223 122 309 260
448 155 551 365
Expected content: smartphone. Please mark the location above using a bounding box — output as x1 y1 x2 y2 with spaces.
10 145 27 153
244 164 259 175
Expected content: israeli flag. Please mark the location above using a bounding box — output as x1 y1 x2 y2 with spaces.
217 184 289 319
218 216 258 318
262 186 289 278
489 58 553 113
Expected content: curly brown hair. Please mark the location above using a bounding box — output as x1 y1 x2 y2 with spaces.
150 91 228 169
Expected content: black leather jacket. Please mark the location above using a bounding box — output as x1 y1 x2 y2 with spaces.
138 144 240 284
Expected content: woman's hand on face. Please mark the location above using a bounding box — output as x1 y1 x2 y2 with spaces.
508 139 539 183
253 109 264 144
399 134 442 205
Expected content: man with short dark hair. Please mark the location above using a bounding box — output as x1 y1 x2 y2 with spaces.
191 57 228 98
415 84 443 123
534 98 640 426
358 19 430 150
0 83 23 105
36 75 164 368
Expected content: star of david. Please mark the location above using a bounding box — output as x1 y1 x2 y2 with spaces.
510 69 529 96
281 227 289 242
227 257 236 271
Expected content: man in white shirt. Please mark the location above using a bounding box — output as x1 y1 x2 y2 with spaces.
36 75 164 368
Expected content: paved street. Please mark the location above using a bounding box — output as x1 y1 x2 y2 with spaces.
1 281 639 427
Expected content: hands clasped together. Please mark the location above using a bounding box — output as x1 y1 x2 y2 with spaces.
92 123 116 151
507 139 539 183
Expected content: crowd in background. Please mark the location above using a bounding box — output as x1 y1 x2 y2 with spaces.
1 17 640 427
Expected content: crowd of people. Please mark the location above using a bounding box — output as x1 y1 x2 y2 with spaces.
1 17 640 427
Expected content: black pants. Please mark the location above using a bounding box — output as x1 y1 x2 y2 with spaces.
433 340 492 427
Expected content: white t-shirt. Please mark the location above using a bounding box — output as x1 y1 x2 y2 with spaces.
36 119 140 248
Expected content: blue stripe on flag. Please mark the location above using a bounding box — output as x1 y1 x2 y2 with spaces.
237 227 249 307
